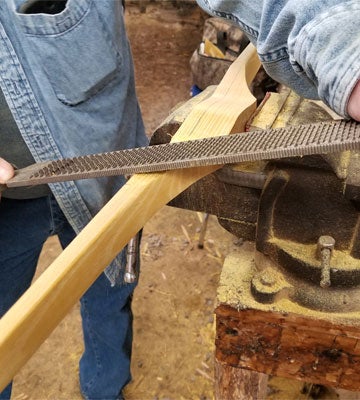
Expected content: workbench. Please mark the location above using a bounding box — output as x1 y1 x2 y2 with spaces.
151 86 360 399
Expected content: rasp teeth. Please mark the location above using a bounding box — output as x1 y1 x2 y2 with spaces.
6 120 360 188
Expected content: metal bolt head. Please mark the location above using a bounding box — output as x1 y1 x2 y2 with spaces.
124 272 137 284
259 273 276 287
317 235 335 251
317 235 335 260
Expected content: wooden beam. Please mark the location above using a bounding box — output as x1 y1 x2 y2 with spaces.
0 44 260 391
215 305 360 391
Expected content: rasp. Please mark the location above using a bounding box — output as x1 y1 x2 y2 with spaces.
4 119 360 188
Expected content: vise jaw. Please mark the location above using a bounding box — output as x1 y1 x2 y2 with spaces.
151 88 360 313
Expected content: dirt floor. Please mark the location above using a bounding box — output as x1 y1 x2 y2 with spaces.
8 3 342 400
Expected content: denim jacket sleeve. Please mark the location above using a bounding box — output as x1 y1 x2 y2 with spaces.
196 0 360 118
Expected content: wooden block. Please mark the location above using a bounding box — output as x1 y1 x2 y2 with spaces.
215 305 360 390
215 247 360 392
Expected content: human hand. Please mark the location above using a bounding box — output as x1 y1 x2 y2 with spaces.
0 158 14 200
347 81 360 122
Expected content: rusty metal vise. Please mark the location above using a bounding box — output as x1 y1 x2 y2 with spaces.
151 87 360 314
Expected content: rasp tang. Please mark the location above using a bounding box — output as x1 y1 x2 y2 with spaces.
6 120 360 188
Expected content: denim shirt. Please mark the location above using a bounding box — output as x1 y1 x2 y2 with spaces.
0 0 148 284
196 0 360 119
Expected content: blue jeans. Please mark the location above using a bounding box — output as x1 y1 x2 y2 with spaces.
0 195 136 399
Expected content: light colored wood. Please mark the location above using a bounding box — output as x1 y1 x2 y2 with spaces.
0 44 260 391
214 359 268 400
336 389 360 400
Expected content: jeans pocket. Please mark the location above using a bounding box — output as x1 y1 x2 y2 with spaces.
15 0 122 105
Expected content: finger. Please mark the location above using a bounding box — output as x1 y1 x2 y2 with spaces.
347 80 360 121
0 158 15 184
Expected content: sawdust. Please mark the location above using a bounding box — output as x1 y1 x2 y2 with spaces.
271 237 360 271
217 243 360 328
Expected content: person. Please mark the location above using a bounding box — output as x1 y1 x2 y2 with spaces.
0 0 359 398
0 0 147 399
195 0 360 122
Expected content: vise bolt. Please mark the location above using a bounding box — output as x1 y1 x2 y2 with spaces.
317 235 335 288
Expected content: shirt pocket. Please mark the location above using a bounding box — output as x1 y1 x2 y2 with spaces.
15 0 122 106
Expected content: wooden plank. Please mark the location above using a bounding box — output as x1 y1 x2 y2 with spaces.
0 44 261 391
215 305 360 391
